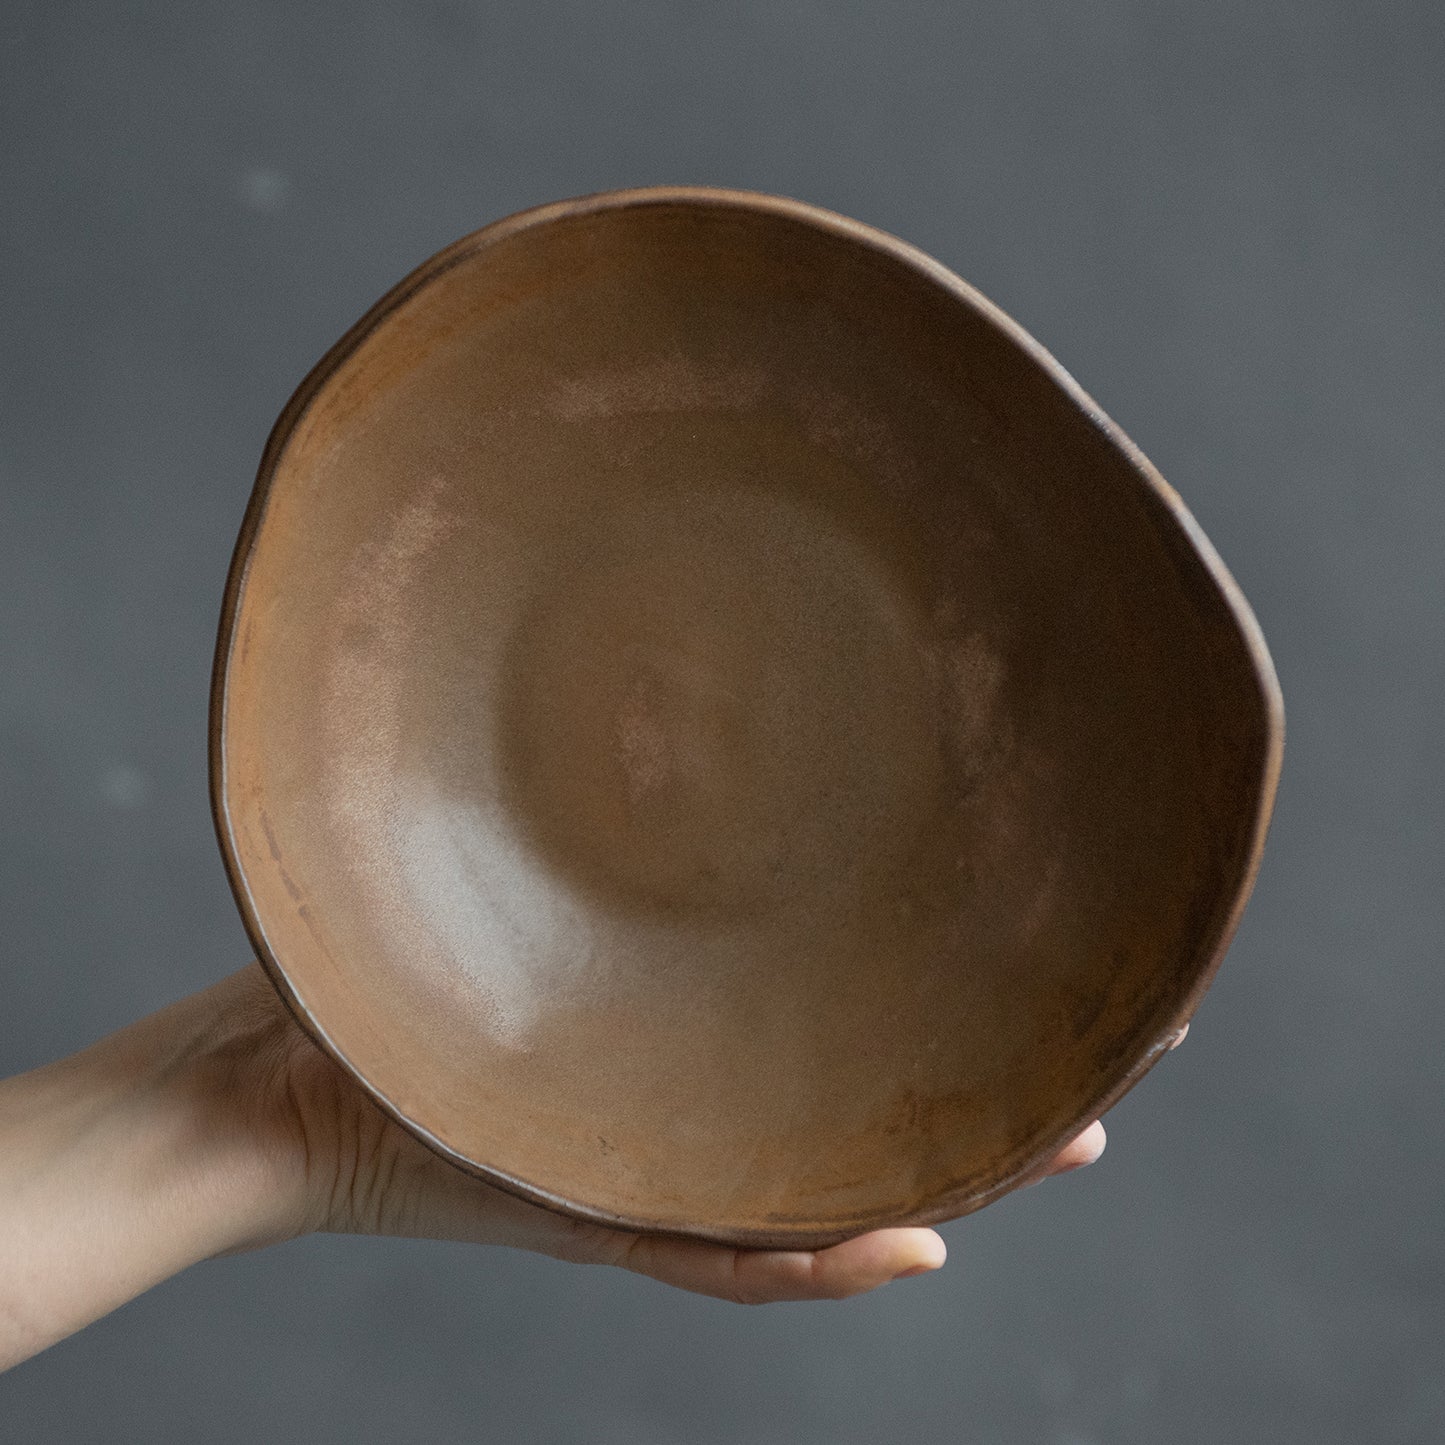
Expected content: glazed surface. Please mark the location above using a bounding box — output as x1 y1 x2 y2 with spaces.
214 191 1281 1244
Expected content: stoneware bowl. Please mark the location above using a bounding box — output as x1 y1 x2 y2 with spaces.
211 187 1283 1248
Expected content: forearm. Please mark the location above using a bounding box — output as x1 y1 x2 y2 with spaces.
0 983 296 1371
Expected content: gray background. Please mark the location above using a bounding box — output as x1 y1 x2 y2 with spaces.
1 2 1440 1441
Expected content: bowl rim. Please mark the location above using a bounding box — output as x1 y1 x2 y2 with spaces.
209 184 1285 1247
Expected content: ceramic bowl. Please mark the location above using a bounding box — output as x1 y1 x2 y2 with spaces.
211 187 1282 1247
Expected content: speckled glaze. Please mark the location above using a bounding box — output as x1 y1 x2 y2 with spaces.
211 187 1283 1248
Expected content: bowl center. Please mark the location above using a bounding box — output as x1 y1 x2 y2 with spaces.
500 470 943 918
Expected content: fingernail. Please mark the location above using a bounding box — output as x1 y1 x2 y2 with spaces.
893 1262 939 1280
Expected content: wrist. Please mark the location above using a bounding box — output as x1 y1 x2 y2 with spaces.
120 973 319 1256
0 974 307 1369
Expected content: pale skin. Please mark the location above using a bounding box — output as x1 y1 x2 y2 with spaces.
0 963 1135 1372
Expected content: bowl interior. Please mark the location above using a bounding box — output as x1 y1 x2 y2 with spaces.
216 192 1279 1244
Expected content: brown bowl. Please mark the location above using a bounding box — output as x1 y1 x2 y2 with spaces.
211 187 1282 1248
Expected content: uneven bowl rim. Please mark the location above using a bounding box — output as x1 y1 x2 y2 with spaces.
209 185 1285 1248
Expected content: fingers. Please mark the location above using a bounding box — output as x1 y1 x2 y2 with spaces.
612 1226 946 1305
540 1110 1119 1303
1044 1118 1107 1176
1030 1020 1189 1185
563 1114 1112 1302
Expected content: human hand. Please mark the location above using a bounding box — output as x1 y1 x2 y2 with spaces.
0 962 1107 1370
207 963 1107 1302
